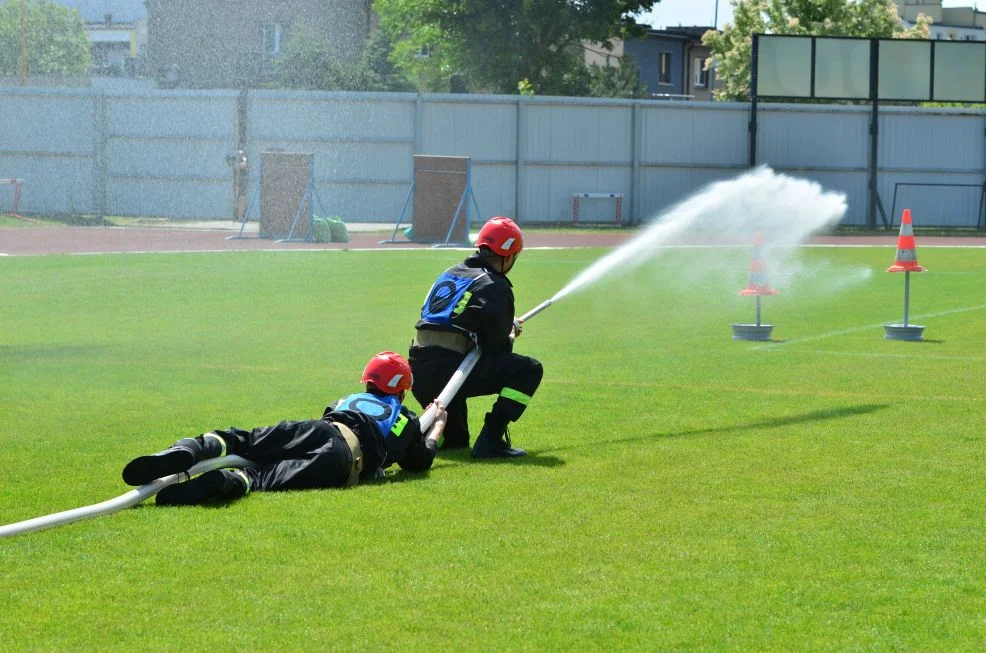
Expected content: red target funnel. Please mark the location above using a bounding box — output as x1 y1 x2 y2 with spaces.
739 232 778 296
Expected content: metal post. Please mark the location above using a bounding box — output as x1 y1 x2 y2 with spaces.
95 93 108 219
748 35 759 168
903 271 910 326
630 101 640 226
233 88 249 222
515 97 526 222
412 94 422 226
981 114 986 231
756 295 762 327
868 39 880 230
413 94 423 155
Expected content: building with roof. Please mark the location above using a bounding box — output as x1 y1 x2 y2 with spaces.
623 26 718 101
895 0 986 41
54 1 147 77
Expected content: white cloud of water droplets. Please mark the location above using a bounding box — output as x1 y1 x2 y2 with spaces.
552 167 849 302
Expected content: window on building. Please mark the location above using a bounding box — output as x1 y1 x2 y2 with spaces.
659 52 671 85
261 23 283 74
693 57 709 87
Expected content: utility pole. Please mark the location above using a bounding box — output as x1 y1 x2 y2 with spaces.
714 0 719 29
19 0 28 85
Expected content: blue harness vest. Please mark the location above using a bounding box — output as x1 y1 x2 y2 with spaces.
335 392 407 439
421 271 478 326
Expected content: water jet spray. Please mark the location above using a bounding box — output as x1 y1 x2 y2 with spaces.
420 167 848 428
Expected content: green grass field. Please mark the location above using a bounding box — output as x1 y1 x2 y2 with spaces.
1 244 984 651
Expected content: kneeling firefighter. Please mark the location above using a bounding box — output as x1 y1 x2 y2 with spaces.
408 216 543 458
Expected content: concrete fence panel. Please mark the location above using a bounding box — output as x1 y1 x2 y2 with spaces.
105 91 237 218
877 108 985 226
0 88 98 214
2 86 984 228
420 95 519 221
248 91 415 222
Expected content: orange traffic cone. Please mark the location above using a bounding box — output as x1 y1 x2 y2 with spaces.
739 232 778 296
887 209 926 272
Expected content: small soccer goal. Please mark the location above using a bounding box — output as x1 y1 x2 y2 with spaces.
889 182 986 230
571 192 623 226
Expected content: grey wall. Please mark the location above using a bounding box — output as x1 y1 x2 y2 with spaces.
2 86 984 227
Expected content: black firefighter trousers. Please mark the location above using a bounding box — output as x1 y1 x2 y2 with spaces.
408 345 543 448
214 420 354 491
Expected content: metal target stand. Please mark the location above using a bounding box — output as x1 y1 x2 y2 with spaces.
382 156 479 247
227 155 327 242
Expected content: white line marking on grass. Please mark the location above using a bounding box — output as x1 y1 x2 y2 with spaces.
801 244 986 249
3 246 571 258
752 303 986 350
72 247 435 256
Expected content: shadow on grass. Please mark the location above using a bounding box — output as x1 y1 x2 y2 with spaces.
132 451 566 509
539 403 891 454
133 405 875 506
434 447 565 468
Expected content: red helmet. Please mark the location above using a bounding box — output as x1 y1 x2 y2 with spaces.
361 351 412 394
476 216 523 256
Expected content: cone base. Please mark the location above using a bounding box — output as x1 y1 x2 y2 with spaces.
739 288 778 296
887 264 926 273
884 324 925 341
731 323 774 341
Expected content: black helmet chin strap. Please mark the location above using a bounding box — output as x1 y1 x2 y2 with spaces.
477 247 517 275
500 253 517 275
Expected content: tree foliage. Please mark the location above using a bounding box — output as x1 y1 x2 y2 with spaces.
520 53 647 98
703 0 931 101
273 26 414 92
0 0 90 77
373 0 659 96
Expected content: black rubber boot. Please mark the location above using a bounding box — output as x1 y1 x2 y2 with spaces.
156 469 251 506
471 414 526 459
122 433 227 486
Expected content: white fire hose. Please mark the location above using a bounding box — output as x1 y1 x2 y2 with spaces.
1 300 556 538
0 455 255 539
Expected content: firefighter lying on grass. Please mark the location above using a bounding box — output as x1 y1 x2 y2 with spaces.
121 352 447 504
